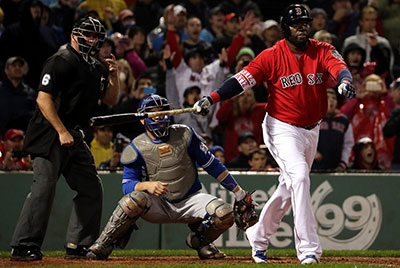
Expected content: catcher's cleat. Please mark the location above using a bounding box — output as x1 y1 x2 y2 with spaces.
300 255 319 264
197 243 226 259
64 243 89 260
86 243 113 260
252 249 268 263
185 232 226 259
10 246 43 261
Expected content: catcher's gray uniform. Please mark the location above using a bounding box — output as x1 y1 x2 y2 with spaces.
88 125 241 260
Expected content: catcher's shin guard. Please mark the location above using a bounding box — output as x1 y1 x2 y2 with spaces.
88 191 150 260
186 198 233 259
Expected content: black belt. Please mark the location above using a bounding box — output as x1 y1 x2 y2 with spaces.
289 122 319 130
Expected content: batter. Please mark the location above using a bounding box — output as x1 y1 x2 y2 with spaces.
193 4 356 264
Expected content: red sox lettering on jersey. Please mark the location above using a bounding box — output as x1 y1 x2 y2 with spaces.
236 39 348 127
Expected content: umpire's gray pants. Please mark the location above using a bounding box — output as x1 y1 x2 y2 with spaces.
10 135 103 248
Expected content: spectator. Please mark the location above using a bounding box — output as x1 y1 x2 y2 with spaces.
342 6 394 82
199 5 224 43
182 0 211 29
349 137 383 170
217 88 266 163
383 78 400 170
98 132 130 170
118 9 135 33
49 0 76 42
0 57 36 136
110 32 129 59
40 4 67 51
77 0 127 30
260 20 281 48
219 0 260 17
0 7 4 39
312 88 354 172
111 73 153 140
183 16 210 56
133 0 163 35
226 131 258 170
372 0 400 52
310 8 328 37
0 0 56 88
0 129 32 171
248 148 272 171
165 42 222 137
341 74 395 170
125 25 148 78
313 30 333 44
209 145 225 165
90 126 114 168
98 37 116 64
116 58 134 104
166 65 213 138
0 0 24 27
326 0 358 46
152 4 188 52
342 43 369 90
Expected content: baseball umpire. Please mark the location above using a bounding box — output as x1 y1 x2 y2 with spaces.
193 4 356 264
86 94 257 260
10 17 119 261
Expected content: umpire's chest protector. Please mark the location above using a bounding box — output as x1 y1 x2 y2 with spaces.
133 125 196 201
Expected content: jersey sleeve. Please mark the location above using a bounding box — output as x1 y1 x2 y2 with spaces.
187 129 227 178
121 154 146 195
38 55 72 96
322 44 350 81
242 48 271 87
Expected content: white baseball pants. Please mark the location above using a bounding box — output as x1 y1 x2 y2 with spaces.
246 113 322 261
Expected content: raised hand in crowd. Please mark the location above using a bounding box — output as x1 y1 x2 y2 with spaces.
239 11 256 38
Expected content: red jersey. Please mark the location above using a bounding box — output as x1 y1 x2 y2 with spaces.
241 39 349 127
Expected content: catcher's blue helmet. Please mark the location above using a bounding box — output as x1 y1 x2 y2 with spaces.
138 94 171 138
280 4 312 38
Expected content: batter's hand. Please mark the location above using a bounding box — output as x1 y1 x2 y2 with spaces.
338 81 356 99
193 96 213 116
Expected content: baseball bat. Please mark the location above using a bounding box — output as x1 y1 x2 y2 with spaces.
90 107 197 126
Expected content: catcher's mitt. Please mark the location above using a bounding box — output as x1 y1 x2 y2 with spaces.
233 192 258 231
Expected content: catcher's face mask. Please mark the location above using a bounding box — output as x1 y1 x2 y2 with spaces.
138 94 171 138
72 17 105 63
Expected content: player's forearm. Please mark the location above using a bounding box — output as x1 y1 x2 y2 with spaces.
208 76 246 104
36 91 68 135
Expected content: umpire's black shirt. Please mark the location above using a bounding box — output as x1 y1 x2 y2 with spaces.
24 45 109 158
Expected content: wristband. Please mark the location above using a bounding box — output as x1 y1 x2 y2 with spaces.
209 91 220 104
220 173 238 191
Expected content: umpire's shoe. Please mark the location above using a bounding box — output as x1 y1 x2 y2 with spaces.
64 243 89 260
186 232 226 259
10 246 43 261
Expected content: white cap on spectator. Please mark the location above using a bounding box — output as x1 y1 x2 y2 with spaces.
261 20 279 32
173 5 187 16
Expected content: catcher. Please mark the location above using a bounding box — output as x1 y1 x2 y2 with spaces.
87 95 257 260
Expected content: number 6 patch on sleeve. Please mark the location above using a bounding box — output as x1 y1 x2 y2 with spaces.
41 74 51 86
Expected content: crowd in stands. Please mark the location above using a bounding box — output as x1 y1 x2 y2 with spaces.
1 0 400 172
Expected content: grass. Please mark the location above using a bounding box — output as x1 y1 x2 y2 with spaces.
2 248 399 258
1 249 399 267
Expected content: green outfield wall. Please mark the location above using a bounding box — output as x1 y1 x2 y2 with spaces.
0 172 399 251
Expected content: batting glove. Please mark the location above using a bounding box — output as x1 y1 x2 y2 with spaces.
193 96 213 116
338 80 356 99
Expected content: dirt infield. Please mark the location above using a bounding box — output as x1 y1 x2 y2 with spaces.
1 256 400 266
